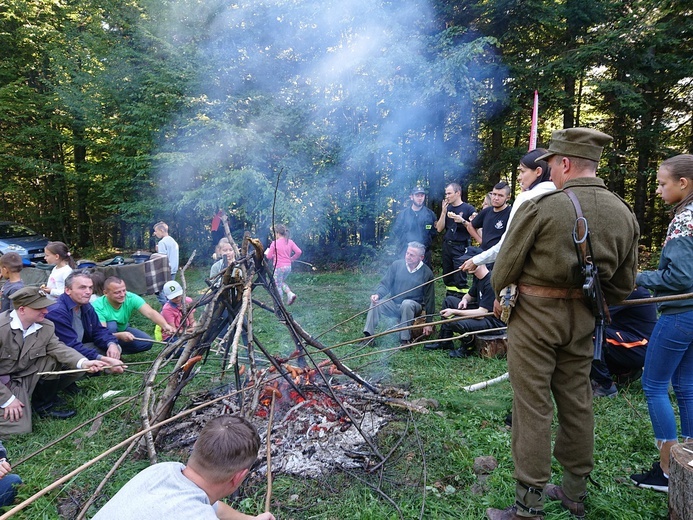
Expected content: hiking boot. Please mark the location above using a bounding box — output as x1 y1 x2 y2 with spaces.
486 505 542 520
544 484 585 519
591 381 617 398
631 462 669 492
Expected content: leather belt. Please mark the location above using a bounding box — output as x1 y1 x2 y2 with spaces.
518 283 584 299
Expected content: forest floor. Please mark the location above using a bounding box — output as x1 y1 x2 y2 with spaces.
7 266 668 519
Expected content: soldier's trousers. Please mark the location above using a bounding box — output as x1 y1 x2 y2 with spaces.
507 293 595 510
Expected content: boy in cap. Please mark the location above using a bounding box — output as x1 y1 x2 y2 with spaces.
0 287 109 434
160 281 196 341
392 186 437 269
486 128 639 520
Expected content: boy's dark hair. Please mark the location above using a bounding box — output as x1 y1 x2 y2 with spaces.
188 415 260 484
0 253 23 273
493 181 511 194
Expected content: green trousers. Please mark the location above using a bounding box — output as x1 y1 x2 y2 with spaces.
507 293 594 514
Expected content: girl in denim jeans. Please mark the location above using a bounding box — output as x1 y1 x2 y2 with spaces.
631 154 693 493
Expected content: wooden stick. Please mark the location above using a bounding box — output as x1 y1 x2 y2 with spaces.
0 387 247 520
264 391 276 513
463 372 509 392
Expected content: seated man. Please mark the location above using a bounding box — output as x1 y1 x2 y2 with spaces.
93 415 274 520
93 277 175 353
0 287 109 434
45 271 126 366
590 285 657 397
425 262 505 358
363 242 434 347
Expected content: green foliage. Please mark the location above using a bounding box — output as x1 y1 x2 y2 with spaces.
1 0 692 258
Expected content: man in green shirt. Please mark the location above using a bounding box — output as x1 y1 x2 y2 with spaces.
93 277 175 354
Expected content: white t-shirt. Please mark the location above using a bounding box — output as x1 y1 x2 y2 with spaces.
46 264 73 296
92 462 219 520
157 236 180 275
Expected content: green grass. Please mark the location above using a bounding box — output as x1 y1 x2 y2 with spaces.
6 268 668 519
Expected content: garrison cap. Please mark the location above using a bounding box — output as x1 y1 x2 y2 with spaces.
9 286 56 309
411 186 426 195
537 128 613 162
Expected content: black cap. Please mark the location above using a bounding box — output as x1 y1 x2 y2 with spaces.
411 186 426 195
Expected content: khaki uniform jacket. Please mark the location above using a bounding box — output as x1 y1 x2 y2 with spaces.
491 177 639 303
0 311 85 433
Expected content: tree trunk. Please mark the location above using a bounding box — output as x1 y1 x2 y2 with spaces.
669 441 693 520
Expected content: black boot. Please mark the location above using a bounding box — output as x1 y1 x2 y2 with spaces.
424 330 454 350
32 380 76 420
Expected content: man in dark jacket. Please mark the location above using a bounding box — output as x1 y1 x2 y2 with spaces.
363 242 434 346
46 271 124 364
392 186 437 268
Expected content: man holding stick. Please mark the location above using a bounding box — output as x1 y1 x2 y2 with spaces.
0 287 109 434
93 415 275 520
93 276 175 353
362 242 434 347
487 128 639 519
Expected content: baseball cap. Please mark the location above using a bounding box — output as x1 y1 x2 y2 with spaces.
411 186 426 195
163 281 183 300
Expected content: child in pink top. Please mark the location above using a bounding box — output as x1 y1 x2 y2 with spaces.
265 224 302 305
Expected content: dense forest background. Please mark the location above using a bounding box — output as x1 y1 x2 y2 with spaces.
1 0 691 263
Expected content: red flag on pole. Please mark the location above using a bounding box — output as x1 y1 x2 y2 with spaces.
529 90 539 150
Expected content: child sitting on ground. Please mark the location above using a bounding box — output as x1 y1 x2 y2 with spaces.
0 253 24 313
160 281 196 341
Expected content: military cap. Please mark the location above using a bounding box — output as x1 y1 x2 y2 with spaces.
411 186 426 195
537 127 613 162
9 286 56 309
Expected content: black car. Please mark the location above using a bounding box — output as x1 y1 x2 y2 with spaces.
0 221 50 263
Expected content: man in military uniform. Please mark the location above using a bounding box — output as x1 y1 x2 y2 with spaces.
392 186 437 269
486 128 639 519
0 287 108 434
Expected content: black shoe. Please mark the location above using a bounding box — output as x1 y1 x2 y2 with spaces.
35 401 77 420
631 462 669 492
449 348 471 358
424 340 454 350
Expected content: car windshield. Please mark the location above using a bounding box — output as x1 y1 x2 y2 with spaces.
0 223 40 239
